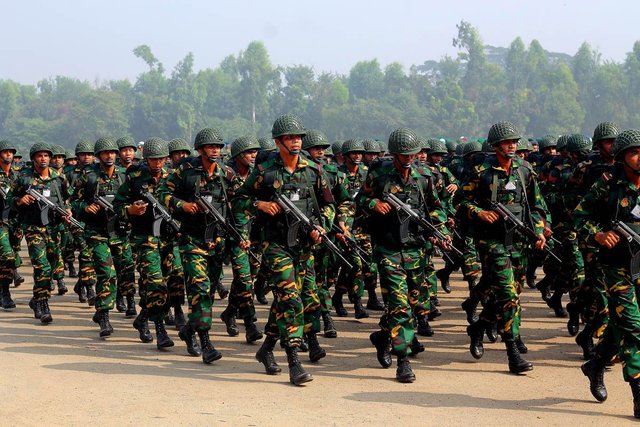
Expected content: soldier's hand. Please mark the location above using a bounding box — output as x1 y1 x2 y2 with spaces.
534 234 546 251
310 227 323 245
446 183 458 194
18 194 35 206
256 201 282 216
127 201 148 216
62 209 73 224
595 231 620 249
373 200 391 215
478 210 499 223
239 240 251 250
338 221 352 239
182 202 200 214
543 225 553 238
447 217 456 228
85 203 101 214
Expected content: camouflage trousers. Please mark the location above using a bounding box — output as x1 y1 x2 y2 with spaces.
85 229 135 311
262 241 321 348
179 234 225 332
354 226 378 291
375 244 425 357
594 265 640 382
71 225 96 286
313 246 332 313
24 225 60 301
444 232 481 281
9 218 22 269
335 237 365 300
228 243 256 321
160 240 185 305
131 234 167 322
50 224 67 281
61 226 75 263
577 248 610 339
0 224 16 282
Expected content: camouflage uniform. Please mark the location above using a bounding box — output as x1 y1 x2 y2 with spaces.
0 141 19 309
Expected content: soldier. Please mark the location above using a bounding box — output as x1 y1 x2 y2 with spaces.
158 128 235 364
357 127 450 383
575 129 640 419
64 150 77 168
362 139 380 168
117 137 137 169
0 140 19 309
9 143 74 324
331 141 345 166
168 138 192 168
461 121 548 374
233 114 335 385
48 145 69 295
70 137 136 337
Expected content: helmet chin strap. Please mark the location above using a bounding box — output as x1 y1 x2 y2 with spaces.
2 158 11 165
102 160 114 167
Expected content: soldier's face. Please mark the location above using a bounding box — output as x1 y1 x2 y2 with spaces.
199 144 222 161
171 151 189 165
119 147 135 164
32 152 50 169
277 135 302 156
346 152 363 165
307 147 325 161
66 158 78 167
99 150 117 166
516 151 526 160
239 149 258 167
542 147 556 156
0 150 14 165
51 155 65 168
78 153 94 165
599 139 615 157
393 153 416 170
429 153 443 164
496 140 518 160
147 157 166 174
364 153 377 165
623 147 640 174
417 150 428 164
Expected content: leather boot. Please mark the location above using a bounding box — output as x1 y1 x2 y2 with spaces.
427 306 442 321
631 378 640 418
576 325 595 360
306 333 326 362
92 309 112 337
416 316 434 337
547 290 568 318
461 297 479 324
154 320 175 349
125 294 137 318
74 280 87 303
29 297 42 319
467 278 478 290
467 320 485 359
244 318 263 344
298 337 309 352
322 312 337 338
56 279 67 296
133 309 154 343
436 267 452 294
430 296 441 307
178 323 202 357
410 336 425 356
86 284 96 306
369 330 392 368
39 299 53 324
115 292 126 313
485 322 499 343
566 302 580 336
286 346 313 385
254 277 269 305
173 304 186 330
506 341 533 374
535 276 552 302
220 305 240 337
581 357 607 402
255 336 281 375
396 356 416 383
515 336 528 354
353 298 369 319
366 288 384 311
525 263 537 289
332 290 348 317
67 262 78 278
12 269 24 288
198 330 222 364
216 282 229 300
1 281 16 309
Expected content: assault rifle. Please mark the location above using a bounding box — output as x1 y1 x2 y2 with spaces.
612 221 640 280
384 192 462 258
26 187 84 230
274 194 353 271
331 223 369 264
141 191 180 237
491 201 561 263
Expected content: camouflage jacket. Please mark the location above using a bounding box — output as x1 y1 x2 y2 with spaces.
337 163 368 228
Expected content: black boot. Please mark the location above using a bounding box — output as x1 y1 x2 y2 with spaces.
369 330 392 368
467 321 485 359
12 269 24 288
173 304 186 330
547 290 568 318
298 337 309 352
56 279 67 296
410 336 425 356
244 318 263 344
416 316 434 337
631 378 640 418
38 299 53 324
366 288 384 311
198 330 222 364
255 336 281 375
525 263 537 289
332 290 348 317
86 284 96 306
74 280 87 303
436 267 452 294
427 305 441 321
566 302 580 336
1 281 16 309
67 262 78 278
581 357 607 402
322 312 337 338
535 276 552 302
29 297 42 319
467 278 478 290
254 277 269 305
133 310 154 343
506 341 533 374
155 320 175 349
515 336 528 354
461 297 479 324
576 326 595 360
354 298 369 319
164 308 175 326
178 323 202 357
286 346 313 385
115 293 126 313
306 333 326 362
216 282 229 300
485 322 498 343
125 294 137 318
220 305 240 337
396 356 416 383
430 296 441 307
92 309 112 337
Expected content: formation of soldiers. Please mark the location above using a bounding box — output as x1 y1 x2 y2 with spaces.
2 115 640 417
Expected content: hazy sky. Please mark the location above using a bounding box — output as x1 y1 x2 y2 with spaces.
2 0 639 85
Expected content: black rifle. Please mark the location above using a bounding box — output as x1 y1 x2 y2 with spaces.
612 221 640 280
26 187 84 230
491 201 561 263
195 195 259 263
331 223 369 264
384 192 463 258
274 194 353 271
141 190 180 237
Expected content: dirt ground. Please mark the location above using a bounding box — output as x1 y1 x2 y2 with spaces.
1 256 638 426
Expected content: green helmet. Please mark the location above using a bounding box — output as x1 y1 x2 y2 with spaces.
416 137 429 151
75 139 94 155
302 130 330 150
487 121 521 146
94 137 119 155
516 138 532 152
556 135 569 151
445 139 457 153
30 142 52 159
593 122 620 144
168 138 191 154
538 134 558 150
363 139 380 154
65 149 77 160
231 136 261 158
482 139 494 153
455 143 466 156
566 134 592 153
463 141 482 157
194 128 224 149
134 149 143 161
257 137 277 152
14 150 23 159
271 114 306 139
428 139 448 155
51 144 66 157
331 141 344 156
0 140 17 153
324 145 334 156
613 129 640 159
388 128 421 155
341 139 366 155
116 136 136 151
377 139 387 154
142 137 169 159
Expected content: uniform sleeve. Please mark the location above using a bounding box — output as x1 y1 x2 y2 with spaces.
314 167 335 233
231 167 261 239
355 169 377 215
526 169 549 235
157 168 185 214
460 167 482 220
424 175 450 235
112 176 132 220
70 172 89 216
572 176 609 246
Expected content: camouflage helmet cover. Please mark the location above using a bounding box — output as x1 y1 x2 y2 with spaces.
487 121 521 145
301 130 330 150
143 137 170 159
613 129 640 159
194 128 224 149
231 136 261 158
271 114 306 139
388 128 421 155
